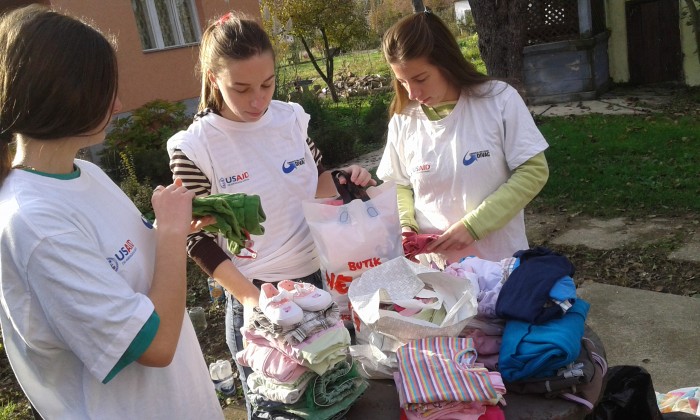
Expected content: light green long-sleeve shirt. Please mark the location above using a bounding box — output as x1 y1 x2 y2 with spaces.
398 152 548 240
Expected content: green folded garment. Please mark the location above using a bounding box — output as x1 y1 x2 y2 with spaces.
192 193 266 255
274 360 368 420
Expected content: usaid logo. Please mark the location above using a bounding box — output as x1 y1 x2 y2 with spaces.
107 257 119 271
411 163 432 173
107 239 137 272
219 171 250 188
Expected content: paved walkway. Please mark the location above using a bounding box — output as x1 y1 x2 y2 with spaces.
530 84 676 117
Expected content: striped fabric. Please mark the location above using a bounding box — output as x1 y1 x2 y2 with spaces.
305 137 325 174
170 149 217 257
397 337 499 405
169 149 212 195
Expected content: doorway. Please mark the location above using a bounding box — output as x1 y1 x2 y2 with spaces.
626 0 683 84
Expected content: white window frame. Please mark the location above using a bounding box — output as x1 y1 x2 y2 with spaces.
135 0 201 51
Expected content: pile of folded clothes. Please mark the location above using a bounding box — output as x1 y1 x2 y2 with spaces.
394 336 507 419
237 281 368 419
443 247 606 413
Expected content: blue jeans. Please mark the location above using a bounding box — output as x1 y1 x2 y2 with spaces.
225 270 323 420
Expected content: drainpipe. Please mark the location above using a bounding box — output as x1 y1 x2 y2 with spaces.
578 0 593 38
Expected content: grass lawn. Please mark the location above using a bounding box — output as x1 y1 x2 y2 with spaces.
533 110 700 218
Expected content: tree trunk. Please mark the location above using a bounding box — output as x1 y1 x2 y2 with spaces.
299 34 340 102
468 0 528 88
319 27 339 103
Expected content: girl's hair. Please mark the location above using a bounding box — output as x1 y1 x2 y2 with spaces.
382 11 492 116
0 4 118 183
197 12 274 114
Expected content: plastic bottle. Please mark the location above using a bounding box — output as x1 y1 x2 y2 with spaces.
187 306 207 333
208 277 226 304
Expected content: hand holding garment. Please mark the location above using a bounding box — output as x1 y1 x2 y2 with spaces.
192 193 266 255
401 231 440 262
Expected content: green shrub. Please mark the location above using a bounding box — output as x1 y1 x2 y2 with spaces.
282 90 389 166
101 99 190 186
312 124 357 167
290 90 330 132
359 94 389 145
285 91 350 166
118 152 154 220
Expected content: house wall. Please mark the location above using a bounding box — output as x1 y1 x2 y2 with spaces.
51 0 261 113
680 2 700 85
0 0 48 14
605 0 699 86
454 0 471 21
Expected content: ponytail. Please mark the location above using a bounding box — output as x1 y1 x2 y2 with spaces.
197 25 224 114
0 140 11 186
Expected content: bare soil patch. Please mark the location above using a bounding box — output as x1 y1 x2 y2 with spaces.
525 210 700 296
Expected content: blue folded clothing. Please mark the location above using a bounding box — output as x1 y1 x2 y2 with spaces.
498 299 590 382
496 247 575 324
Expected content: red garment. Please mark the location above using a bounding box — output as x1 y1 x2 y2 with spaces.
402 231 440 262
479 405 505 420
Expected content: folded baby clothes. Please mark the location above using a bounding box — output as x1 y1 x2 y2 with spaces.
396 337 501 406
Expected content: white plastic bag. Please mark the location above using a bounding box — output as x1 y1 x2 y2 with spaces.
302 176 403 327
349 312 404 379
348 257 479 343
348 344 399 380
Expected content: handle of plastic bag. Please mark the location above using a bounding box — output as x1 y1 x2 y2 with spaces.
332 170 371 204
337 206 378 223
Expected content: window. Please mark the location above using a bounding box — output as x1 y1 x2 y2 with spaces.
132 0 200 51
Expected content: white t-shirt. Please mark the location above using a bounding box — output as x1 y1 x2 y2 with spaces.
0 161 222 420
167 100 320 281
377 81 549 262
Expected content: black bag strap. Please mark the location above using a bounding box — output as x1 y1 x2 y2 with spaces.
331 170 370 203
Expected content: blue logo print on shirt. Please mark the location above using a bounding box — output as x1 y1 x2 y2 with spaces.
107 257 119 272
141 215 154 229
282 158 306 174
463 150 491 166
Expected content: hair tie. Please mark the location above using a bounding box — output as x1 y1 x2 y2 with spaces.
411 0 431 14
0 129 12 143
216 12 232 26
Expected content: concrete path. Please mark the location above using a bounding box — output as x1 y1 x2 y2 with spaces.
529 84 675 117
577 281 700 394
